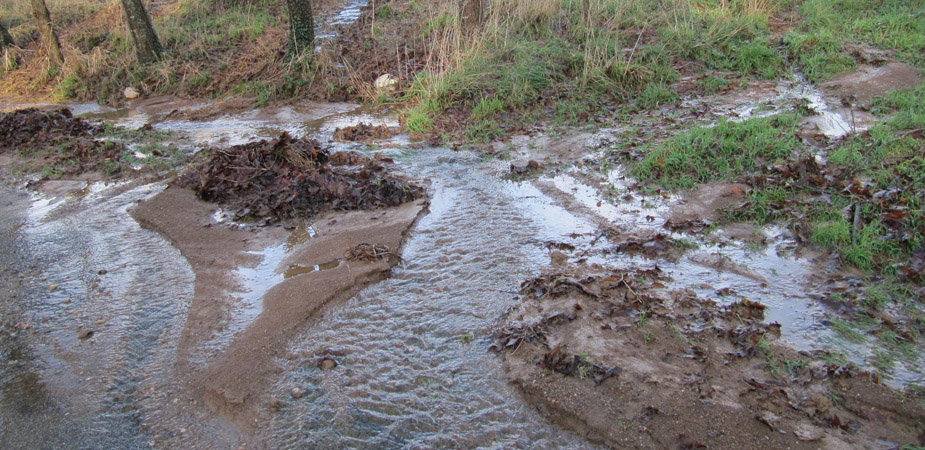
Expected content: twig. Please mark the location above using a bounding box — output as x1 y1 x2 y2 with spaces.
619 273 638 299
851 202 861 245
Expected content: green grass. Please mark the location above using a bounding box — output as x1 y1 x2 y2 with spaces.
631 112 802 190
830 319 867 343
404 0 790 139
698 75 731 94
785 0 925 82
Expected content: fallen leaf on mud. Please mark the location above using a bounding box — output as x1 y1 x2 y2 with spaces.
757 410 782 431
489 324 548 352
729 299 766 320
595 365 623 385
520 275 601 299
613 233 675 257
541 344 611 383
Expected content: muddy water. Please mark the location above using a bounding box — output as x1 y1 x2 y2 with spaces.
0 181 194 448
264 150 598 448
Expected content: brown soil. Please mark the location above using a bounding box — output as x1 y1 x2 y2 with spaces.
178 132 424 224
669 182 749 225
132 185 428 437
493 263 925 449
821 62 922 104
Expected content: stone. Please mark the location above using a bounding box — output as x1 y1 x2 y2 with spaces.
374 74 398 92
510 160 541 175
124 87 140 99
290 387 305 399
319 358 337 370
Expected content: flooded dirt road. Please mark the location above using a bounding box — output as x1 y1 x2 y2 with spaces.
1 67 923 448
0 104 601 448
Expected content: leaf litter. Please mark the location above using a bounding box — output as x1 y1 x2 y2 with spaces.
178 132 424 224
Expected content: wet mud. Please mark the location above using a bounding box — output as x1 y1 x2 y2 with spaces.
132 185 428 442
493 264 925 449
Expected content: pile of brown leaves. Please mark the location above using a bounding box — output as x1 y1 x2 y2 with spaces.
180 132 424 223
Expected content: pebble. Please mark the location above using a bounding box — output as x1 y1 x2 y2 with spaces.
290 387 305 399
319 358 338 370
77 329 94 339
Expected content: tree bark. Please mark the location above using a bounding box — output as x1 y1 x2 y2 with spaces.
0 19 15 49
119 0 162 64
30 0 63 65
287 0 314 57
458 0 483 31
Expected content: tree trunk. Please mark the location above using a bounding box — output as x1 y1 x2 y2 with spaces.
458 0 483 31
119 0 162 64
30 0 63 65
286 0 314 57
0 19 15 49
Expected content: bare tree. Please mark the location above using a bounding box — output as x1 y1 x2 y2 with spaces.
458 0 483 31
287 0 313 57
0 19 15 49
119 0 162 63
30 0 63 65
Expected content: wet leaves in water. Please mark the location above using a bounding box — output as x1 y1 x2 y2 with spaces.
612 233 675 258
0 108 124 178
520 274 602 299
332 122 393 142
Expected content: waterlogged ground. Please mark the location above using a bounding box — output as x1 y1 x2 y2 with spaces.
1 69 923 448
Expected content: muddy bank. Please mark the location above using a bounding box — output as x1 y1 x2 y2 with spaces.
493 263 925 448
132 185 428 439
